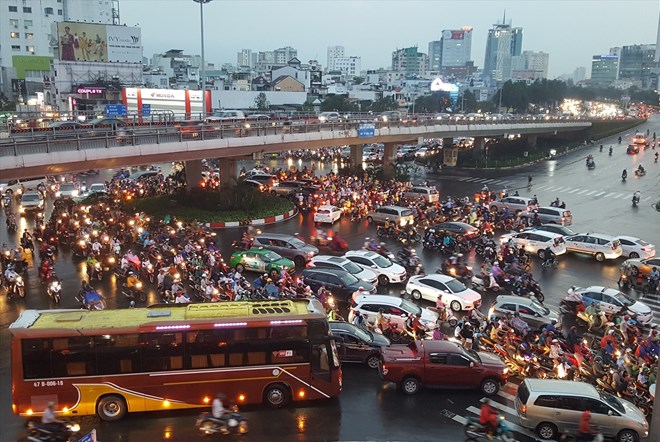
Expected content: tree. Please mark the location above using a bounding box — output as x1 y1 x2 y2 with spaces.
253 92 270 111
414 91 449 113
460 90 477 113
353 76 365 85
370 96 399 113
320 95 358 112
0 92 15 111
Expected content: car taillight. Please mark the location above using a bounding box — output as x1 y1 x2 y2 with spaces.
521 404 526 415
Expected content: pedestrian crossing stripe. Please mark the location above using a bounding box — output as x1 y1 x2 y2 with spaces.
568 188 581 194
577 190 589 195
595 191 606 197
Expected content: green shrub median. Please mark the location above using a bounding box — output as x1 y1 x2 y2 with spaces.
126 187 295 223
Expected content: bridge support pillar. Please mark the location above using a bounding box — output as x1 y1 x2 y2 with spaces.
349 144 363 169
473 137 485 151
527 134 538 147
220 159 238 188
383 142 397 180
184 159 203 191
442 137 454 148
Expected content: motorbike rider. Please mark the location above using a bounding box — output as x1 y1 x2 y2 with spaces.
585 301 604 331
609 146 613 155
383 218 394 236
622 169 627 180
632 190 641 205
542 246 557 267
578 409 596 442
563 286 583 313
126 271 141 296
637 164 645 174
510 311 530 337
40 401 64 434
459 321 475 349
467 301 486 327
648 267 659 293
479 398 499 437
407 312 426 340
618 136 622 143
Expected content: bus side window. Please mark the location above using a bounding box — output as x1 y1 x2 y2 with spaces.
51 337 96 377
22 338 52 379
140 333 183 372
185 330 227 369
95 334 141 374
311 343 330 375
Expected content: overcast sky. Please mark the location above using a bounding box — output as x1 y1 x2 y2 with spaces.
121 0 659 78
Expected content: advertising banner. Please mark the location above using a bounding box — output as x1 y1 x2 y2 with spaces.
107 26 142 63
57 22 142 63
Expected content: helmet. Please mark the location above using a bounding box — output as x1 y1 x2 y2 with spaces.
385 217 390 221
365 237 370 241
358 287 364 291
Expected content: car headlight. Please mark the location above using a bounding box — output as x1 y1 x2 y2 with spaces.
19 206 25 213
503 367 509 374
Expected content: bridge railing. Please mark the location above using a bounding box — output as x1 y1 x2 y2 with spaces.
0 117 592 158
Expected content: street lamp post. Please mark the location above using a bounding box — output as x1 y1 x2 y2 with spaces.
193 0 212 119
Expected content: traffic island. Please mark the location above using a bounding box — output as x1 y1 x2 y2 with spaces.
127 188 296 228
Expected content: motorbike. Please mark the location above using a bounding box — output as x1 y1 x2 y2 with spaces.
75 291 106 310
634 169 646 177
26 420 81 442
12 276 25 299
471 273 501 292
586 160 595 169
47 279 62 304
439 261 473 282
632 195 640 207
123 281 147 302
464 416 516 442
87 262 103 281
195 406 249 436
541 257 558 270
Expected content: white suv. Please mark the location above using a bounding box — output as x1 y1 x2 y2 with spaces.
490 196 536 214
499 229 567 259
344 250 407 286
348 294 438 330
564 233 622 262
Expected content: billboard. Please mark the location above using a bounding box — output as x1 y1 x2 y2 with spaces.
56 22 142 63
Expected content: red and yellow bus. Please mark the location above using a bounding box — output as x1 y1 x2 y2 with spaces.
10 299 341 421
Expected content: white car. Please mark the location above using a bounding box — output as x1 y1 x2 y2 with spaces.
88 183 107 194
564 233 623 262
344 250 407 286
314 205 342 224
309 255 378 285
348 294 438 330
499 229 567 259
56 182 80 198
405 274 482 312
575 286 653 325
19 191 45 214
616 236 656 260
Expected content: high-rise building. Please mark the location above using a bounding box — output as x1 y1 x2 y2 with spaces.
392 46 428 76
483 16 523 83
327 45 344 70
0 0 117 97
274 46 297 64
236 49 255 68
573 66 586 83
327 45 361 77
591 54 619 87
440 27 473 68
428 41 442 72
511 50 549 80
618 44 657 88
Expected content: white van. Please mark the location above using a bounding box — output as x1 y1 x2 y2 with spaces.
206 110 246 122
0 176 47 195
403 186 439 203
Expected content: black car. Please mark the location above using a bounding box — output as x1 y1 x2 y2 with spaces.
329 321 390 369
527 224 575 236
428 221 479 238
301 268 376 301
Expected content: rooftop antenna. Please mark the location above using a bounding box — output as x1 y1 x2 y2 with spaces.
502 9 506 25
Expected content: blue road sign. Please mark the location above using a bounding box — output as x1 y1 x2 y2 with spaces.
358 123 375 138
141 104 151 116
106 104 127 117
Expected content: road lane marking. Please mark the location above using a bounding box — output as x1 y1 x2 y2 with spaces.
497 390 517 402
554 187 566 192
610 193 622 199
604 192 615 198
452 415 467 425
568 188 581 194
462 177 480 182
577 190 589 195
481 179 496 183
644 196 652 201
595 191 606 197
586 190 597 195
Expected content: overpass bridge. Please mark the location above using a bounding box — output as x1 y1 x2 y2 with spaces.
0 118 591 183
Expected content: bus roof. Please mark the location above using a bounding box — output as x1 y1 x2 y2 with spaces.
9 300 326 338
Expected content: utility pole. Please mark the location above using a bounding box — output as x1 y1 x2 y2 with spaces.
193 0 212 118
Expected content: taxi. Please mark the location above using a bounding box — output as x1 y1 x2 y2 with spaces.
229 248 294 274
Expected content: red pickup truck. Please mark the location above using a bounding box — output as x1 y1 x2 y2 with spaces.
379 340 508 395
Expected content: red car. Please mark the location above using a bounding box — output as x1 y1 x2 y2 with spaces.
379 340 507 396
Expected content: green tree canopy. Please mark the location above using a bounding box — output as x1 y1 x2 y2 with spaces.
320 95 358 112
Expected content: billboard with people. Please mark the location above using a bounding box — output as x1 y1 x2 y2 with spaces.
56 22 142 63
